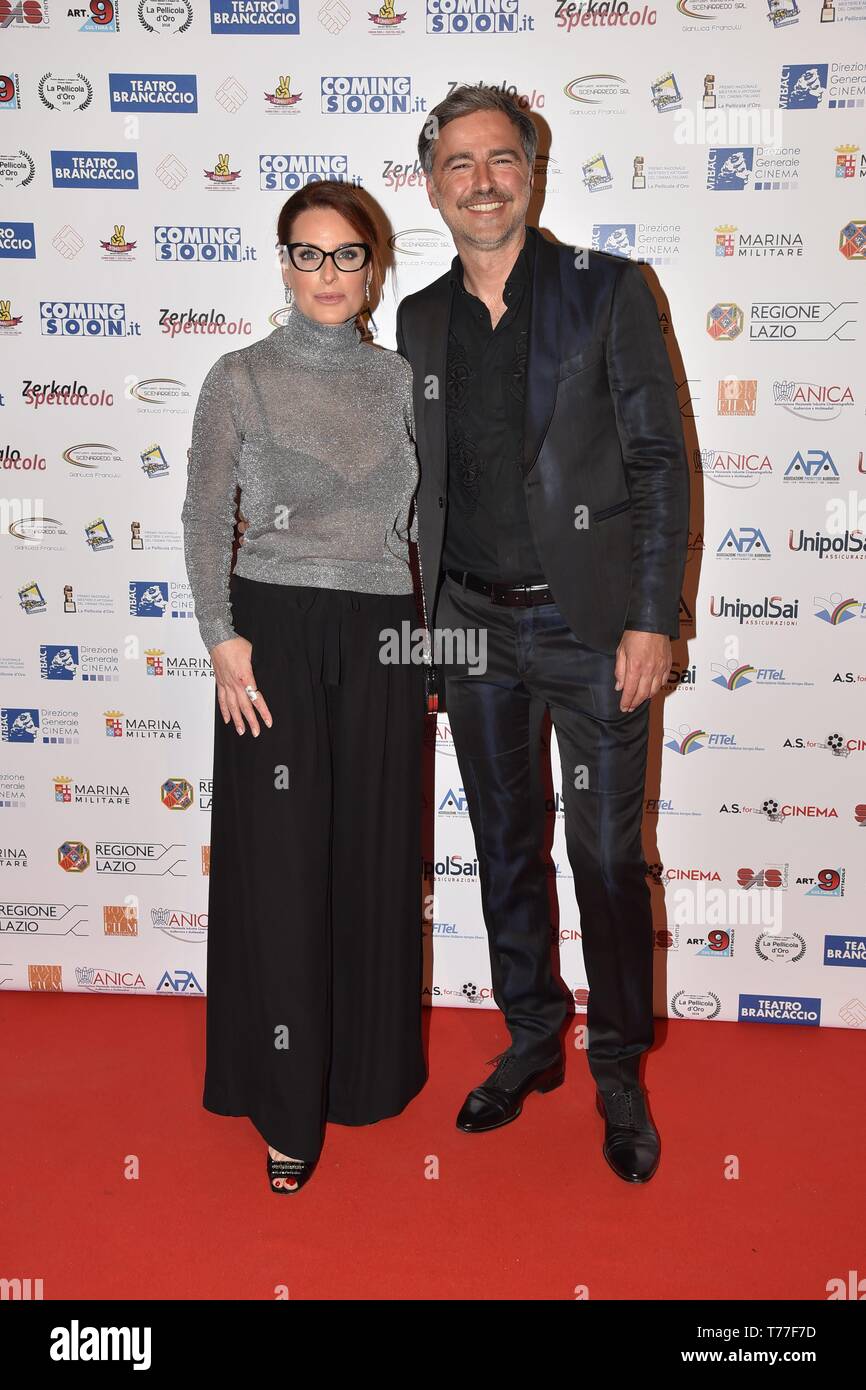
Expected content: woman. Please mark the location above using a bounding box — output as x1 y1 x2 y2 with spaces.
181 182 427 1193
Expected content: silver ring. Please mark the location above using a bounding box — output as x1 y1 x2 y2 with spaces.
244 684 259 702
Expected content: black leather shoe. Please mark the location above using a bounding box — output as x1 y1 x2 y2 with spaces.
456 1048 564 1133
595 1085 660 1183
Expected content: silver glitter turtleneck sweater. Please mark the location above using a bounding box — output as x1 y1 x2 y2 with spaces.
181 302 419 655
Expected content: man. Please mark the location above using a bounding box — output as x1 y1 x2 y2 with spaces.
395 85 690 1183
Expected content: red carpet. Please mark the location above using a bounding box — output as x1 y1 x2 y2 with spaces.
2 992 863 1301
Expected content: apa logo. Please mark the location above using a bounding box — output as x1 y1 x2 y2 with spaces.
438 787 468 814
156 969 204 993
783 448 839 481
717 525 771 557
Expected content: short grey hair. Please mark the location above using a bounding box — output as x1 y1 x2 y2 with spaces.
417 84 539 180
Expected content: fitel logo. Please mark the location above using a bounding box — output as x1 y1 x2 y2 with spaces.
814 593 862 624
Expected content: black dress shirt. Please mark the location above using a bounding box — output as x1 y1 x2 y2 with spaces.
442 230 546 585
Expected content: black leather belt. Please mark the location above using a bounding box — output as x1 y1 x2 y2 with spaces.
446 569 555 607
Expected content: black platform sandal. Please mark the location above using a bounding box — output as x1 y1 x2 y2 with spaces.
266 1148 317 1194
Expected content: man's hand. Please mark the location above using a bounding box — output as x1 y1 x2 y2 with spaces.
614 630 671 712
237 512 249 543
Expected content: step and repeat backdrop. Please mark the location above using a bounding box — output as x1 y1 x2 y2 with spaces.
2 3 864 1031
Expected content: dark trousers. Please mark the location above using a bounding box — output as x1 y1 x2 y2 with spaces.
203 574 427 1160
435 573 654 1092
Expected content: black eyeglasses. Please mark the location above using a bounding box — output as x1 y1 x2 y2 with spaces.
277 242 372 272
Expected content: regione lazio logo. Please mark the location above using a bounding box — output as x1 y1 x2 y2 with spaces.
209 0 300 33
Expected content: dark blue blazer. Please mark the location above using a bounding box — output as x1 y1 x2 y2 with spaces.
395 223 690 655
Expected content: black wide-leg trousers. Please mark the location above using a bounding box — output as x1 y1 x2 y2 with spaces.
436 573 655 1092
202 574 427 1160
